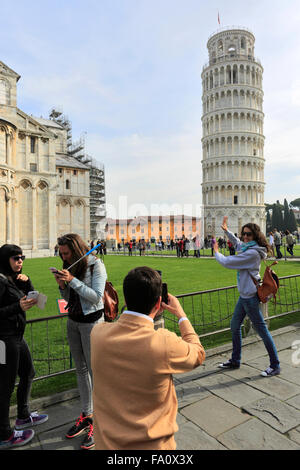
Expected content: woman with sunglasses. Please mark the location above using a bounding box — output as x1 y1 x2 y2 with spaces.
54 234 107 450
0 244 48 449
213 217 280 377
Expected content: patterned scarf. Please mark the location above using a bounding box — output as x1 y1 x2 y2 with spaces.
237 241 258 282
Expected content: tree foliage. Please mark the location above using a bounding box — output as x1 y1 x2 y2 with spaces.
266 199 299 232
290 198 300 208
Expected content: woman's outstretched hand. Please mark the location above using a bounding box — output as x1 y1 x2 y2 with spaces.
221 216 228 232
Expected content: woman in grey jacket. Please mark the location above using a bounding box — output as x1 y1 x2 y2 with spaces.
54 234 107 449
213 217 280 377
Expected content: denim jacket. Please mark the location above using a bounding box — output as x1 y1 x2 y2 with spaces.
59 255 107 315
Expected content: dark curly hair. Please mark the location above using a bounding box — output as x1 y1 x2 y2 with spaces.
241 223 272 255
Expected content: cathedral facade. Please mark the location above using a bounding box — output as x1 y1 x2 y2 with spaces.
0 60 90 256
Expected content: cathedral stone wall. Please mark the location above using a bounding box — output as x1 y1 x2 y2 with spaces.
0 60 90 256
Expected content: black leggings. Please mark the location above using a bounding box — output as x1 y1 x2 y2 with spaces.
0 336 35 440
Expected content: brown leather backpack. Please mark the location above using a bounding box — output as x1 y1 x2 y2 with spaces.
103 281 119 322
252 261 279 303
90 265 119 322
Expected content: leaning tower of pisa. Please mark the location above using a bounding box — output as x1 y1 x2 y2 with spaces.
201 27 266 238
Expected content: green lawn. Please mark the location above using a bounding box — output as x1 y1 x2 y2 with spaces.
24 254 300 320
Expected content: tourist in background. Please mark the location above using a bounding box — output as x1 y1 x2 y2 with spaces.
268 231 275 257
273 228 282 259
285 230 295 257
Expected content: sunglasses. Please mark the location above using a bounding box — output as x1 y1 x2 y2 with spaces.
12 255 26 261
242 231 253 237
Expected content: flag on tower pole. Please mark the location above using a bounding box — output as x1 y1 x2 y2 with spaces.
218 11 221 25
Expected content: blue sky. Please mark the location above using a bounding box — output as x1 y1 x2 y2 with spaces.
1 0 300 217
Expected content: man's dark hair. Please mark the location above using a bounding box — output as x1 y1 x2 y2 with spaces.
123 266 162 315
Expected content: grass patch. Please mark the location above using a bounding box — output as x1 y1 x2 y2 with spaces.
24 254 300 319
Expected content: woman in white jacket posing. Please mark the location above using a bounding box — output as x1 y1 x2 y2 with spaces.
213 217 280 377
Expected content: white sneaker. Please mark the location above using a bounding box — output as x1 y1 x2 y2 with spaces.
261 366 280 377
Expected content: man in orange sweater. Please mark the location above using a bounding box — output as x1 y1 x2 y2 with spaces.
91 266 205 450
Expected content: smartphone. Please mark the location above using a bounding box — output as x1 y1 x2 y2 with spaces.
162 283 168 304
156 270 168 304
27 291 39 300
49 267 59 274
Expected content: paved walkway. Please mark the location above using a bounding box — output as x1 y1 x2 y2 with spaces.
10 323 300 451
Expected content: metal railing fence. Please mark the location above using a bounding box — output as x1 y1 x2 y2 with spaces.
24 274 300 382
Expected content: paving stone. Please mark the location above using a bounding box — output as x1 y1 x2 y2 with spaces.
278 348 300 366
176 412 188 426
272 330 300 352
246 356 300 386
180 395 251 437
224 364 300 400
176 381 211 409
288 427 300 446
176 421 226 450
218 418 300 450
242 397 300 433
175 366 209 384
286 394 300 410
194 372 266 407
236 340 269 361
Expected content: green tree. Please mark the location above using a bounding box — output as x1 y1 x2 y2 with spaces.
271 203 284 231
288 209 297 232
283 199 290 230
290 198 300 209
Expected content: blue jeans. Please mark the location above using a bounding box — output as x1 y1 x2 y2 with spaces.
230 295 280 369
